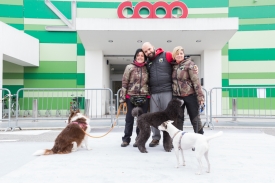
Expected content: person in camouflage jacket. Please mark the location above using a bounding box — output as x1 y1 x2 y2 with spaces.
172 46 205 134
119 49 150 147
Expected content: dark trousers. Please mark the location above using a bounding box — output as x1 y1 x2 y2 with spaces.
174 94 204 134
122 98 149 143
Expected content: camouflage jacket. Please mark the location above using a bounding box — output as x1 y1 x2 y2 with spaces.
119 63 149 103
172 58 204 103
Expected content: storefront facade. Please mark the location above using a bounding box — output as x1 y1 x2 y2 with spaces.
1 0 275 115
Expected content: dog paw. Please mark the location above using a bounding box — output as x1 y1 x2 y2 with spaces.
182 163 186 166
86 147 92 151
195 172 201 175
206 170 210 173
175 166 179 168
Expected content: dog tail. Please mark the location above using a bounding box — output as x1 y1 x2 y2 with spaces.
132 107 143 117
206 131 223 142
32 149 53 156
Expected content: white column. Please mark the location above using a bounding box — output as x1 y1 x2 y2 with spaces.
85 50 105 117
201 50 222 115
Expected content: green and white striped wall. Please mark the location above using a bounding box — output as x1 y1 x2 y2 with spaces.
1 0 275 113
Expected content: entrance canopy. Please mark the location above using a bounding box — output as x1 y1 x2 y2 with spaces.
76 18 238 57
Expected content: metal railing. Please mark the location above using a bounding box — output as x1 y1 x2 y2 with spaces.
1 86 274 131
210 87 275 124
13 88 114 131
0 88 12 131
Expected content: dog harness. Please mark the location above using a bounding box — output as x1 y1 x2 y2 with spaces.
172 130 187 150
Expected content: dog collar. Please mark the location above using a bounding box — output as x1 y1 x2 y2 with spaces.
178 132 187 150
72 121 87 129
172 130 181 141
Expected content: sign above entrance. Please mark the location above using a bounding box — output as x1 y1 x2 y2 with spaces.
117 1 188 19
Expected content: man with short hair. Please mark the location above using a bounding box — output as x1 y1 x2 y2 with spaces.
142 42 174 147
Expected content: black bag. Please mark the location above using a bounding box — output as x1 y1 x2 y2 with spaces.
130 96 147 106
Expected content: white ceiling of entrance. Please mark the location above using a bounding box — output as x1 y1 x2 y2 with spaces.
77 18 238 65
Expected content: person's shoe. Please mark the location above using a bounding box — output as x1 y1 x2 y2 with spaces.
149 139 159 147
121 142 129 147
133 142 137 147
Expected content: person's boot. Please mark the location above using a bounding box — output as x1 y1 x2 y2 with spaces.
121 142 129 147
149 139 159 147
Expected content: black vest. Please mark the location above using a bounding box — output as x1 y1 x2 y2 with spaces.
146 52 172 94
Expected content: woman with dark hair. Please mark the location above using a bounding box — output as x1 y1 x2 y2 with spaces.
119 49 150 147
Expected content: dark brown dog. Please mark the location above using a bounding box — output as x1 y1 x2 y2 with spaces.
132 98 184 153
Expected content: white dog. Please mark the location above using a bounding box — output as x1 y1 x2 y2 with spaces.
158 120 223 175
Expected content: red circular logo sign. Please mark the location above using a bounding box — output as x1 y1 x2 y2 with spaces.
117 1 188 18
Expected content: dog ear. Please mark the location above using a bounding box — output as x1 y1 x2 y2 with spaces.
168 120 174 123
163 122 168 129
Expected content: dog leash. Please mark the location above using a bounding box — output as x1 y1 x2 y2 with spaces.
82 103 127 138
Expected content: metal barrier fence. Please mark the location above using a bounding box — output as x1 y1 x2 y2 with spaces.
13 88 114 130
210 87 275 124
2 86 274 131
0 88 12 131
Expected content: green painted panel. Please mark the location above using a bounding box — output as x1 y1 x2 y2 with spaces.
222 43 228 56
77 85 85 88
222 88 257 97
227 97 275 109
3 73 23 79
0 0 23 5
24 24 46 31
182 0 228 8
222 91 229 97
188 13 228 18
24 73 77 80
77 73 85 85
239 18 275 25
222 73 229 79
77 44 85 56
77 0 228 8
239 24 275 31
8 24 24 30
77 34 82 43
77 2 120 8
229 6 275 19
2 85 24 98
20 97 85 110
0 4 23 18
24 62 77 73
24 0 71 19
24 31 77 43
228 73 275 79
0 17 23 24
229 49 275 61
229 0 275 7
24 79 77 88
222 79 229 87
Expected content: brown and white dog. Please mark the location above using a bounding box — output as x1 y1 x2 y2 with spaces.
33 110 91 156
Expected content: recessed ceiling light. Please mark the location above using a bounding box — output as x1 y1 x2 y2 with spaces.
167 40 172 43
108 40 113 43
137 40 142 43
196 40 201 43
